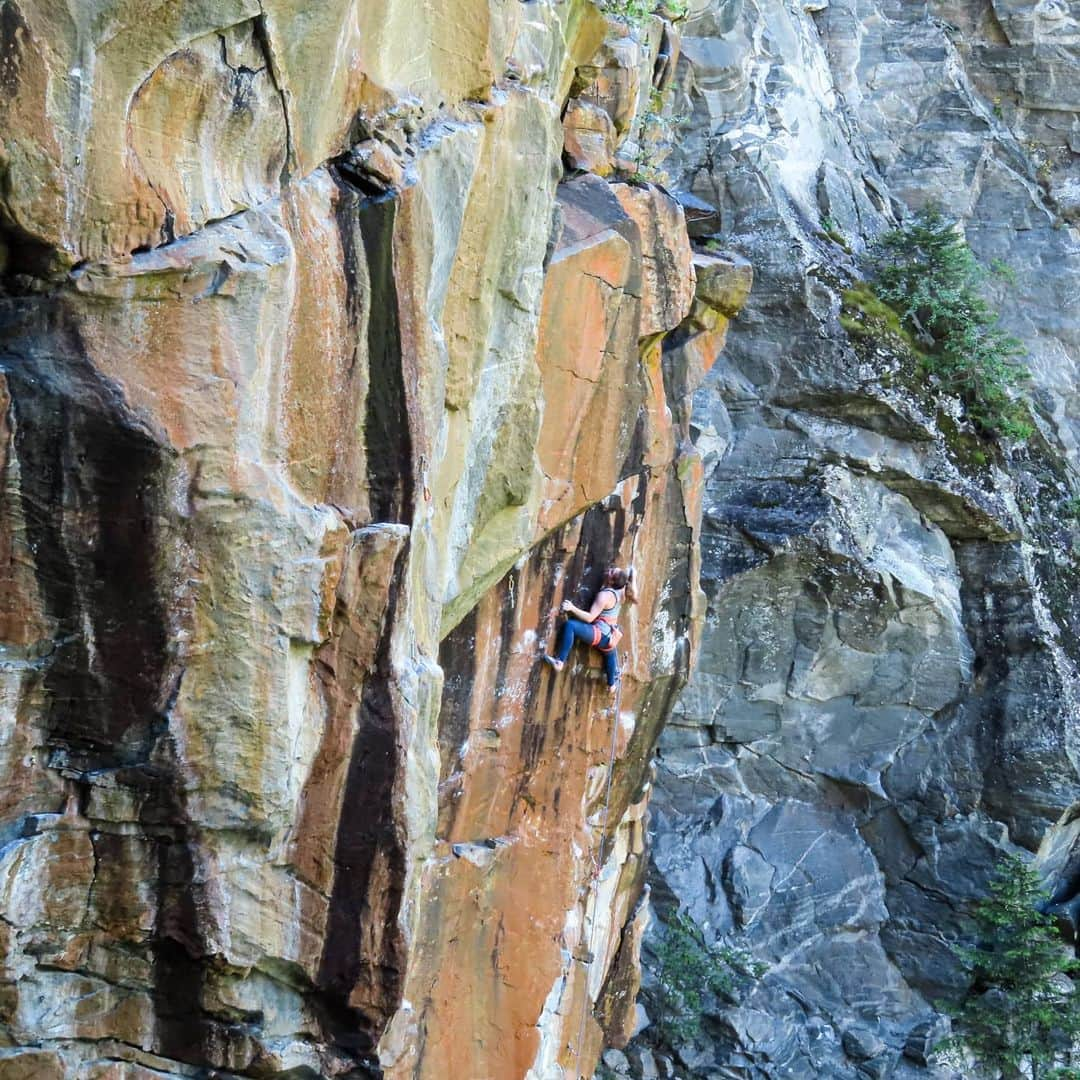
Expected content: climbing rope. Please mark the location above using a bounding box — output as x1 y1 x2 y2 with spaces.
570 675 624 1080
567 529 640 1078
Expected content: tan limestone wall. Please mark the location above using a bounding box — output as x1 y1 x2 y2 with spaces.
0 3 747 1077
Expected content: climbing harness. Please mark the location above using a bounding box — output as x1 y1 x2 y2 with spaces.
591 589 624 653
594 621 623 653
569 675 624 1080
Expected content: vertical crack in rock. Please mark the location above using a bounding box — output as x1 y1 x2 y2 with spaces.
333 179 415 527
252 3 295 185
357 195 413 526
316 186 413 1058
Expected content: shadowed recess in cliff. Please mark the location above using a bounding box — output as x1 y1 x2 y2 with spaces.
0 1 25 98
955 540 1071 849
437 604 480 786
333 178 413 525
140 743 227 1068
0 6 53 291
0 299 223 1065
316 540 409 1060
436 560 536 792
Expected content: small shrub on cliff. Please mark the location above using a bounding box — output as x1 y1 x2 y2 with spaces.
600 0 654 28
660 0 690 18
1062 495 1080 522
631 90 677 183
819 215 852 253
857 205 1033 440
650 910 764 1043
600 0 689 26
943 853 1080 1080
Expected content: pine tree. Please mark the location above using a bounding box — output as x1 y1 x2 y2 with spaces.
648 911 765 1044
866 205 1032 440
947 853 1080 1079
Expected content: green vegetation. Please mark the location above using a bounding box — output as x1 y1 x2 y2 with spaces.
840 282 926 355
631 89 684 184
630 90 669 179
600 0 655 28
849 205 1033 441
818 215 852 253
943 853 1080 1080
600 0 689 26
1062 495 1080 522
661 0 690 17
651 910 765 1043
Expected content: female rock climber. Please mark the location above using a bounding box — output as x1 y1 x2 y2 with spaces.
543 566 636 693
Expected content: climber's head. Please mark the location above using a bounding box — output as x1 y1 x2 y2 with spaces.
606 566 630 590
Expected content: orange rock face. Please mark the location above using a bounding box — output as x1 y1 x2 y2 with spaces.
563 101 618 174
536 177 645 529
0 5 748 1078
407 468 700 1080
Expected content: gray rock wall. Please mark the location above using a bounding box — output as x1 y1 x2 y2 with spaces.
626 1 1080 1076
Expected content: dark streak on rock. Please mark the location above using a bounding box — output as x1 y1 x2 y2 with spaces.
316 541 409 1058
492 565 519 702
357 195 413 525
332 180 414 526
0 0 27 96
0 298 217 1066
333 177 366 400
437 605 479 785
573 499 626 594
141 734 219 1067
2 303 167 764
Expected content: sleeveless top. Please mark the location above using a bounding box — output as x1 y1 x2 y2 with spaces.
595 587 622 627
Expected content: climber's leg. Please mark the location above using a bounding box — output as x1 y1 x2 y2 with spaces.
558 619 594 661
603 648 619 690
544 619 593 672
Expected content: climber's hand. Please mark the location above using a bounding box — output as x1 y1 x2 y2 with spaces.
560 599 573 613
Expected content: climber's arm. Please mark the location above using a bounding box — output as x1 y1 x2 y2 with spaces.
560 589 614 624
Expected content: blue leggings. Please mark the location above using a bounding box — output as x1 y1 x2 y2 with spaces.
556 619 619 686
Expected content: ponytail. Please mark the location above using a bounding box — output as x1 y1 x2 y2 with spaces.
609 566 637 605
